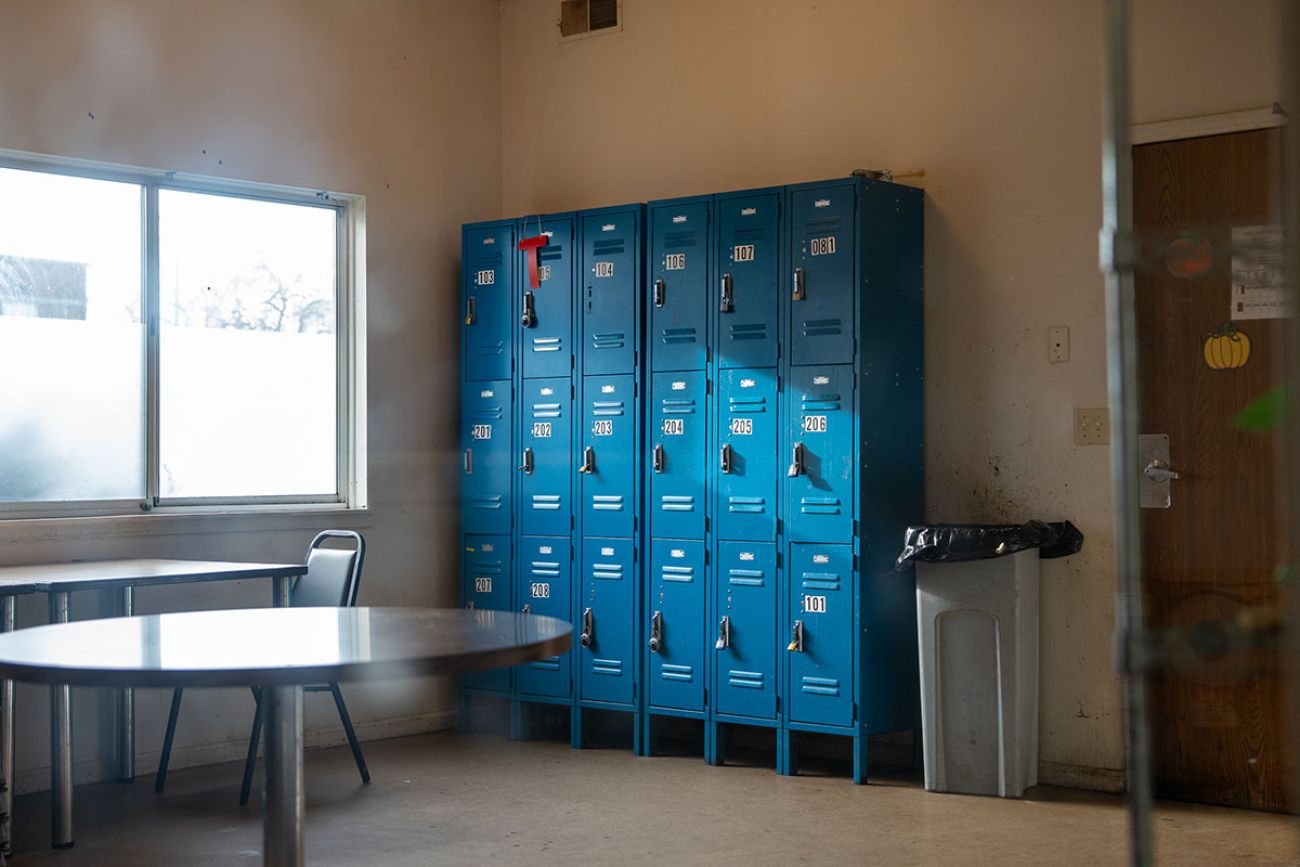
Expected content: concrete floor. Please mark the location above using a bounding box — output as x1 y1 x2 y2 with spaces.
6 730 1298 866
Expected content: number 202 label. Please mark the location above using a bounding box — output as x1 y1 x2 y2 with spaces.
662 418 684 436
474 577 493 593
809 236 836 256
471 424 493 439
592 420 614 436
803 594 827 613
530 583 551 598
531 422 552 438
664 253 686 271
801 415 827 433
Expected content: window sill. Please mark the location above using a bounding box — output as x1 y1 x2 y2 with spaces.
0 506 373 546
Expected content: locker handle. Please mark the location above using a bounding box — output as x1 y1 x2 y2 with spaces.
649 610 663 653
653 278 666 308
465 600 475 611
519 447 534 474
578 445 595 474
715 615 731 650
788 620 804 653
720 443 733 474
522 603 531 615
464 296 476 326
520 290 536 328
786 443 804 477
720 273 734 312
464 448 473 475
580 607 594 648
793 266 806 301
653 443 665 474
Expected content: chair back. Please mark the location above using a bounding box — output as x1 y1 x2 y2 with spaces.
291 530 365 608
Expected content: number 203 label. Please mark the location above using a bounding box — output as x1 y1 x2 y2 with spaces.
592 420 614 436
802 594 827 613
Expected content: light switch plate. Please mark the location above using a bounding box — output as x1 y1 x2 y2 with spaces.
1049 326 1070 363
1074 408 1109 445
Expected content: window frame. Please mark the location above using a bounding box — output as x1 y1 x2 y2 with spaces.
0 148 367 520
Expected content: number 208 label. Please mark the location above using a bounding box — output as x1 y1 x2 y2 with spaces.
530 583 551 598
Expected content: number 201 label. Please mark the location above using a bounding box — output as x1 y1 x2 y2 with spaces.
474 577 493 593
803 594 827 613
809 236 836 256
801 415 827 433
471 424 493 439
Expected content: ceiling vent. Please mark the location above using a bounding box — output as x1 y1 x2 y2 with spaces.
559 0 622 42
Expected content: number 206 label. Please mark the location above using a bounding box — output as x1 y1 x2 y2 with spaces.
803 594 827 613
801 415 827 433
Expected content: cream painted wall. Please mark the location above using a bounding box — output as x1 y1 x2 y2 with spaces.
0 0 501 792
498 0 1283 788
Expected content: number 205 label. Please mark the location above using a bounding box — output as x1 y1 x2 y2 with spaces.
802 594 827 613
801 415 827 433
729 418 753 436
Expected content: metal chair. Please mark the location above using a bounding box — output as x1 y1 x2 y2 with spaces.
153 530 371 803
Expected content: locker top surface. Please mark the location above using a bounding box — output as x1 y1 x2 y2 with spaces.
575 202 645 220
785 175 924 203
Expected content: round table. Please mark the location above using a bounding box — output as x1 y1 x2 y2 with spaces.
0 606 570 866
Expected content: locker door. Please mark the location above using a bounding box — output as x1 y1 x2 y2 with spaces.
463 223 515 381
785 365 854 543
715 542 777 720
461 535 512 692
789 185 855 367
582 211 639 376
716 368 778 542
516 536 573 699
579 537 636 705
520 377 572 537
717 193 779 369
649 371 706 540
460 380 511 536
786 543 853 727
521 216 574 380
649 201 709 372
581 374 636 538
647 539 705 712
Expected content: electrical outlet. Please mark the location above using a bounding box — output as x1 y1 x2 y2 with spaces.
1049 326 1070 363
1074 408 1109 445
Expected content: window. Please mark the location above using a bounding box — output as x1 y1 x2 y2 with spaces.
0 153 365 516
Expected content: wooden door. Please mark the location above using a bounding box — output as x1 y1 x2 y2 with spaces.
1134 128 1290 812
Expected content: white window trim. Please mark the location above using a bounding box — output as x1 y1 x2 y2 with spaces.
0 148 368 521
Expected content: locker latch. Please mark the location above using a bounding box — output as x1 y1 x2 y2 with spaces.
522 603 531 615
787 620 804 652
720 273 734 312
578 446 596 474
519 447 534 474
464 296 476 326
465 600 475 610
653 443 665 474
720 443 733 475
580 607 594 648
786 443 804 477
715 615 731 650
649 610 663 653
792 266 806 301
464 448 473 474
520 290 536 327
653 279 666 308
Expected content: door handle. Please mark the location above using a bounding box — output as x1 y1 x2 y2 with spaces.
653 278 666 308
786 443 804 477
578 446 595 474
793 266 806 301
649 610 663 653
464 448 473 474
464 296 476 326
720 443 733 474
653 443 665 474
580 607 594 648
521 603 531 615
520 290 536 327
787 620 804 652
715 615 731 650
720 273 734 312
1143 459 1181 483
519 447 534 474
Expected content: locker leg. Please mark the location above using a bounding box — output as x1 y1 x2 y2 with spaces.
508 700 522 741
852 731 869 785
457 694 471 734
911 726 923 774
633 710 646 757
571 706 585 750
706 721 724 766
781 730 798 776
643 714 655 757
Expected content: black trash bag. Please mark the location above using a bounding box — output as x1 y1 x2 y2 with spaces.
895 520 1083 568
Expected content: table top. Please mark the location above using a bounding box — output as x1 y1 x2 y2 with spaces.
0 559 306 594
0 607 571 688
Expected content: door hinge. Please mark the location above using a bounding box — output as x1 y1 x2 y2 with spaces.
853 554 859 571
776 696 781 714
776 551 782 569
853 703 859 723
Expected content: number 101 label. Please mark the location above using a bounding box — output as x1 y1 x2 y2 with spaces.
802 594 827 613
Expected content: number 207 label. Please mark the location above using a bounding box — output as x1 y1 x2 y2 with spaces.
474 577 493 593
803 594 827 613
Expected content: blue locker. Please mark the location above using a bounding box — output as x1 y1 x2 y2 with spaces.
786 543 853 727
579 537 636 705
460 379 512 536
461 535 513 692
648 199 709 372
580 373 637 538
647 539 705 712
649 370 707 540
717 192 780 369
716 368 778 542
581 209 641 376
789 185 855 367
516 536 573 699
785 364 854 543
462 222 516 381
714 542 777 720
521 215 575 380
520 378 572 537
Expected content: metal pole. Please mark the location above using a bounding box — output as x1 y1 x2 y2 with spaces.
48 592 73 849
1 595 15 857
261 684 304 867
115 586 135 783
1100 1 1154 864
273 576 292 609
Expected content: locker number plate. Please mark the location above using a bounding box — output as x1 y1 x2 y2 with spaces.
729 418 753 436
474 577 493 593
662 418 684 436
531 422 553 438
802 594 827 613
474 269 494 285
664 253 686 271
530 583 551 598
733 244 755 262
809 236 837 256
592 420 614 436
801 415 827 433
471 424 493 440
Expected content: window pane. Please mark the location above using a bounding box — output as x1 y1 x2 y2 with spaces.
158 191 337 498
0 168 144 502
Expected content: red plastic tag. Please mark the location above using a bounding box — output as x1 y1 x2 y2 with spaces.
518 235 547 289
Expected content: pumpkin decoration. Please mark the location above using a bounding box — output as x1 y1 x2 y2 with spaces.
1166 230 1212 279
1203 323 1251 370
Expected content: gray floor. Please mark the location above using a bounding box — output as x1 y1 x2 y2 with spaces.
6 729 1298 866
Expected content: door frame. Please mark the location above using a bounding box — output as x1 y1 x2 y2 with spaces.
1131 105 1286 147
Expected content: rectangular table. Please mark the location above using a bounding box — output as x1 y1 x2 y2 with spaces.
0 559 307 851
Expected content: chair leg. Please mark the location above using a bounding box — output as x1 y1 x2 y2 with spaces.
154 687 184 792
330 684 370 784
239 687 263 806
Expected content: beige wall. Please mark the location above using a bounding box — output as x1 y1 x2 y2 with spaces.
498 0 1282 788
0 0 501 791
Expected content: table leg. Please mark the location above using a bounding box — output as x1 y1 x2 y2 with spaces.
262 684 304 867
115 586 135 783
1 595 15 857
273 576 291 608
48 592 73 849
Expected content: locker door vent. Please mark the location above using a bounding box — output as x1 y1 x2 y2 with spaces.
664 230 698 248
